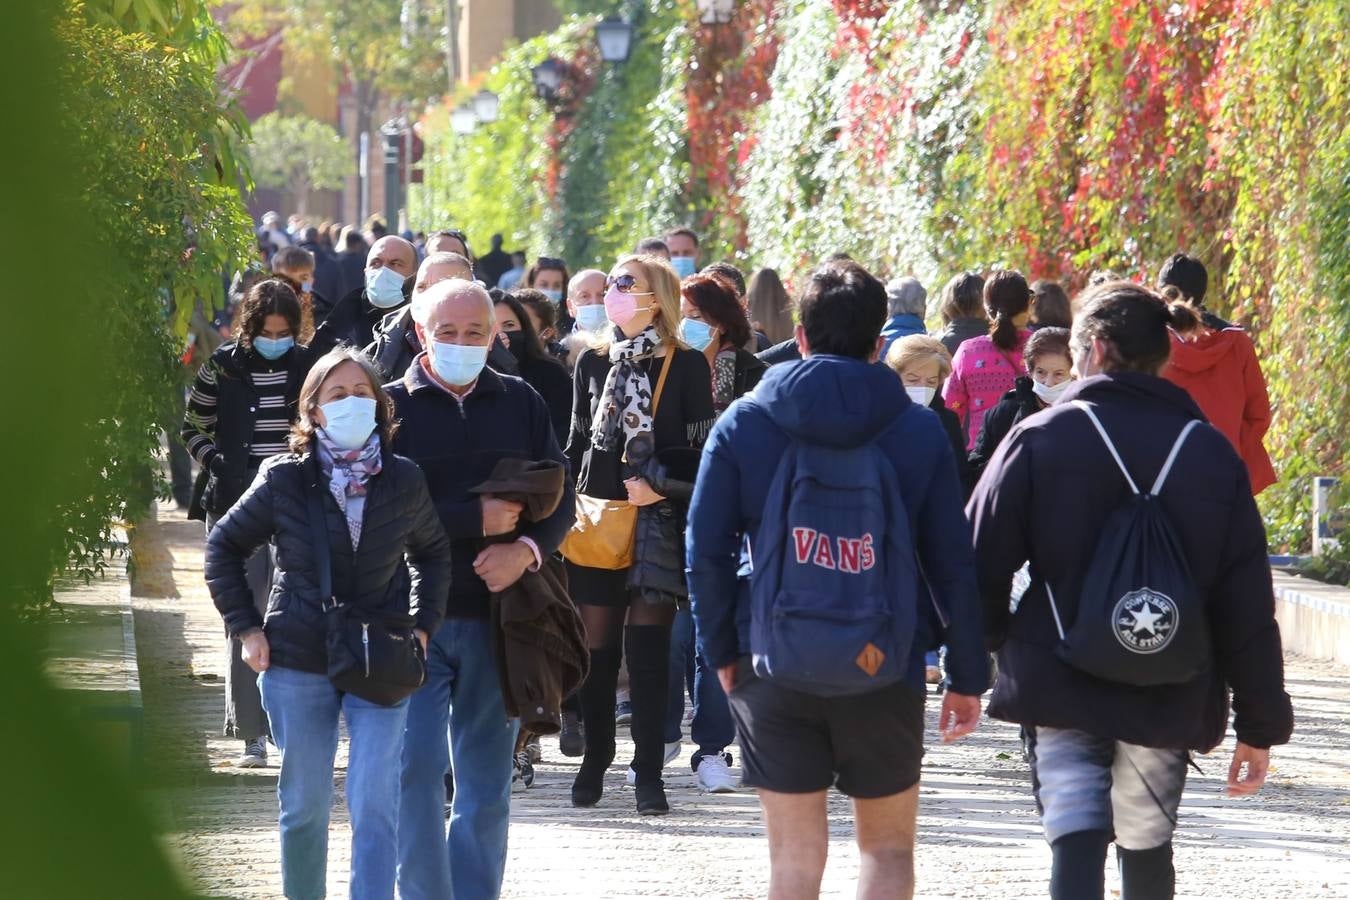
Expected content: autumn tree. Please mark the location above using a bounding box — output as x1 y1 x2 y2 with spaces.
225 0 450 180
248 112 352 214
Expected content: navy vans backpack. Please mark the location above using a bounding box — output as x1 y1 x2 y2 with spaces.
1048 401 1212 686
749 437 918 697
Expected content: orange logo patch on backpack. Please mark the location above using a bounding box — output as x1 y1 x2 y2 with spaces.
855 643 885 677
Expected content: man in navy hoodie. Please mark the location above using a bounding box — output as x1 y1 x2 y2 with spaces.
687 260 985 900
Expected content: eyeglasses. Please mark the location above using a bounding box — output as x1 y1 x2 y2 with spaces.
605 273 654 295
537 256 566 269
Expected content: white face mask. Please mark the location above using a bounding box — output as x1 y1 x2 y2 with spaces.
905 385 936 407
1032 378 1072 404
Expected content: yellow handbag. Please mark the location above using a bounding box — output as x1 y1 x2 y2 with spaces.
559 352 673 570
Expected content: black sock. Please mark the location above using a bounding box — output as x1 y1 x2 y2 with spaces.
624 624 672 785
1050 829 1111 900
1118 842 1174 900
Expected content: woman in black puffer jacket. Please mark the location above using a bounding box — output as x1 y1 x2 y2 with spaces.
205 348 451 900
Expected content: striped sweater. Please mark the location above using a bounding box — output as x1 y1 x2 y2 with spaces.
183 349 295 470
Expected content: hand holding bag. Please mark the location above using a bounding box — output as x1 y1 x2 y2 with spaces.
306 480 426 706
560 350 673 571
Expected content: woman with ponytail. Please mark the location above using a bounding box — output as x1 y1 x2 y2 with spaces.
1159 287 1276 494
942 270 1034 449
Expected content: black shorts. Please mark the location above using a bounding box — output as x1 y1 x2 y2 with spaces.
726 658 926 799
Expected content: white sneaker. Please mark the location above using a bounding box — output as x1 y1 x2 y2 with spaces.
626 741 681 786
236 738 268 768
696 752 739 793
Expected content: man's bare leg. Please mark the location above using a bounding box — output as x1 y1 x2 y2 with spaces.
853 784 920 900
759 788 830 900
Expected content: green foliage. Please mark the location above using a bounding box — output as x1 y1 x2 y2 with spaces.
226 0 451 115
26 3 254 611
1213 0 1350 548
248 113 353 214
411 0 691 271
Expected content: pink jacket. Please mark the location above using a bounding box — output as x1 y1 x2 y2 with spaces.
943 330 1031 450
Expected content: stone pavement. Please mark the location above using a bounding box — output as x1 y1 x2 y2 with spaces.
131 504 1350 899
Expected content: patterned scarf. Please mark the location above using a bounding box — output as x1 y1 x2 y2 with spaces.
315 431 383 549
590 325 663 453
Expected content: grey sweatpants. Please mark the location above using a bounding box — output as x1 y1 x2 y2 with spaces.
1029 726 1188 850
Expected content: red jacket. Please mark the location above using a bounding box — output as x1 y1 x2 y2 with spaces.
1163 328 1276 494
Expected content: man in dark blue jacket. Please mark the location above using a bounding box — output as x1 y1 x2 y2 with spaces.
967 281 1292 900
389 279 574 900
687 260 985 899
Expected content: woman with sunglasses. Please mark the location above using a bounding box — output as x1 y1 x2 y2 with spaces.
566 255 716 815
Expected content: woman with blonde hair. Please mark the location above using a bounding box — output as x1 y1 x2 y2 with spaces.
565 254 716 814
885 334 971 496
205 347 452 900
746 267 794 345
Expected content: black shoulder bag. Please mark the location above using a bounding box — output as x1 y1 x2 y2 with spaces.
306 483 426 706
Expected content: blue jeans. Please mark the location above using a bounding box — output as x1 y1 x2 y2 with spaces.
665 609 735 766
258 665 409 900
398 617 520 900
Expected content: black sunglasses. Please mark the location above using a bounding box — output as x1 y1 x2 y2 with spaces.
604 273 654 295
537 256 566 269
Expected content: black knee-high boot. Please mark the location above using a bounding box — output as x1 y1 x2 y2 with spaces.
1050 829 1111 900
1118 842 1174 900
625 624 672 815
572 646 620 807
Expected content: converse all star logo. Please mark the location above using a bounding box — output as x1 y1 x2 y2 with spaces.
1113 588 1179 654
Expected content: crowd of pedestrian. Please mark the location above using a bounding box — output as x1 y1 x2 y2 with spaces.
181 209 1293 900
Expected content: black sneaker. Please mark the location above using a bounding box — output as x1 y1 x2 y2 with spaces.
559 710 585 758
512 751 535 793
615 699 633 725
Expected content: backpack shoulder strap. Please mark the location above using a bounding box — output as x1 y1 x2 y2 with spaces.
1071 400 1140 495
1150 420 1203 496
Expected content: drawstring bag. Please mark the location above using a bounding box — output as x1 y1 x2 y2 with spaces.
1046 402 1211 687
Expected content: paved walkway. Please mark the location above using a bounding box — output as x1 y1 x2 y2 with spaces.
131 505 1350 898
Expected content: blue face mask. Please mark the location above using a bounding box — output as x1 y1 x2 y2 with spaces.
430 340 490 387
365 265 406 308
680 317 716 351
670 256 698 279
319 395 377 450
254 336 294 360
541 288 563 304
574 304 608 332
300 279 314 295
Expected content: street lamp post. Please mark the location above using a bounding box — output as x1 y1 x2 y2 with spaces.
697 0 736 25
531 58 566 103
379 118 404 232
471 90 500 124
450 105 478 136
595 18 634 63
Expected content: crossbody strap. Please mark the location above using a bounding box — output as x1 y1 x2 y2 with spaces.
304 476 336 611
649 349 674 418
